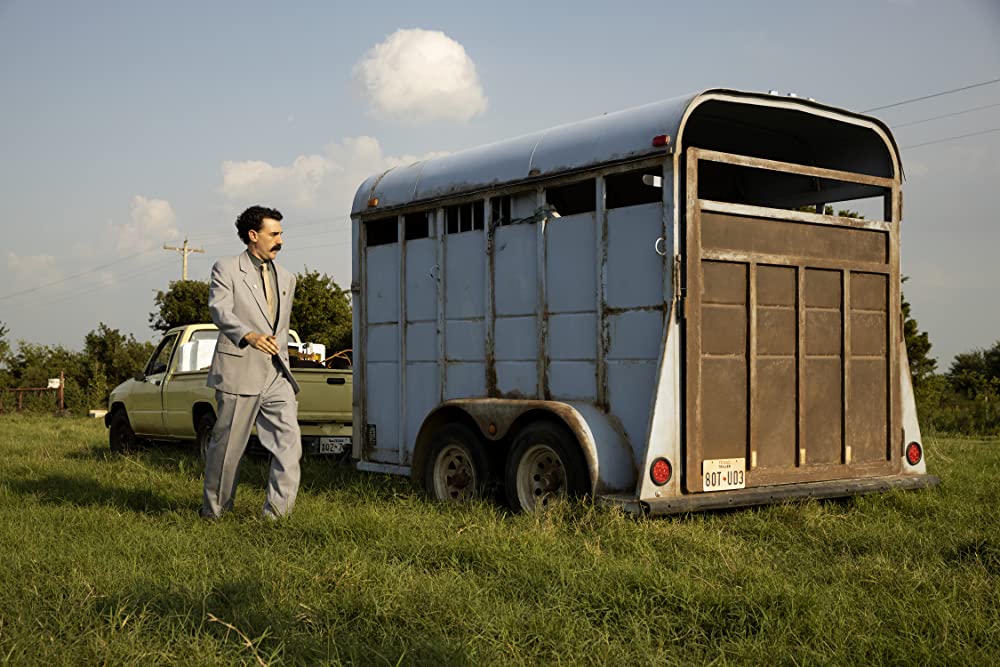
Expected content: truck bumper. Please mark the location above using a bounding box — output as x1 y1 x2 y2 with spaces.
599 473 940 516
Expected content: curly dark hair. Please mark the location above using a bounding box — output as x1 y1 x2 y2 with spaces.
235 205 283 244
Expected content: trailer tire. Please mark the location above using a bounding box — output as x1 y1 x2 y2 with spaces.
424 423 491 503
196 412 216 462
505 421 588 512
109 409 139 454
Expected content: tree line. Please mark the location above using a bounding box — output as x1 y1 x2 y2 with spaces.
2 270 998 436
0 269 351 414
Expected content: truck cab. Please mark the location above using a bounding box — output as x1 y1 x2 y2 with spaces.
106 323 352 458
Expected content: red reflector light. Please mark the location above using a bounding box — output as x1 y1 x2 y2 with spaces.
651 134 671 148
650 458 672 486
906 442 923 466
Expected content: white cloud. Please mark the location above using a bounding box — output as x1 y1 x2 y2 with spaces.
353 28 487 123
221 155 338 208
109 196 180 255
6 252 62 291
220 136 448 216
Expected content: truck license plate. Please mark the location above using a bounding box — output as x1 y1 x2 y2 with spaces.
702 458 746 491
319 436 350 455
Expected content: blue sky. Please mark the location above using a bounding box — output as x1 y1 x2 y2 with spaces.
1 0 999 368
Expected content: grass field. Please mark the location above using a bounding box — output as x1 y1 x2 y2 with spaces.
0 415 998 665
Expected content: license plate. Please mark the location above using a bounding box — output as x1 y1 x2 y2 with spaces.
702 458 746 491
318 436 350 455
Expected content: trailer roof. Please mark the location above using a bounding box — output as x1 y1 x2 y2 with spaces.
352 88 901 216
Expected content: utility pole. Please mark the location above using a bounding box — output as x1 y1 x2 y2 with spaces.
163 238 204 280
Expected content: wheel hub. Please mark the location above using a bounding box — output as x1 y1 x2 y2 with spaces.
434 444 477 502
517 444 567 511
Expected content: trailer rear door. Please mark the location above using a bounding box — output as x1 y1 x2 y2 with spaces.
684 148 901 493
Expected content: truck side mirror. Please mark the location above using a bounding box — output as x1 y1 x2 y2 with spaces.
134 372 147 382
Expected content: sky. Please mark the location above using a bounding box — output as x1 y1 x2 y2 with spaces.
1 0 999 369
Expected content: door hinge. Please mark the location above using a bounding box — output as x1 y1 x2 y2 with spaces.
673 254 686 320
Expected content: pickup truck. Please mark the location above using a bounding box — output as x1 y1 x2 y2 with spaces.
105 323 352 458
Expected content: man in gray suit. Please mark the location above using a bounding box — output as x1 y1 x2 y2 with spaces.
202 205 302 519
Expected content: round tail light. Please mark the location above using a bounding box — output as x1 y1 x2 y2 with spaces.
650 458 672 486
905 442 923 466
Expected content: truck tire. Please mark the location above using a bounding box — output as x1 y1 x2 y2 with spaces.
504 421 588 512
424 423 491 503
196 412 217 462
109 409 138 454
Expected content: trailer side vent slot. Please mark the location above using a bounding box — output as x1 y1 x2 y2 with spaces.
404 212 430 240
491 196 512 227
546 178 596 217
446 202 485 234
365 216 398 247
606 167 664 209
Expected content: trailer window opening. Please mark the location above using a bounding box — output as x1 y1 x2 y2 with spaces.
365 216 398 247
446 201 485 234
801 198 886 222
697 160 891 222
606 167 664 209
404 212 430 240
491 195 512 226
546 178 596 216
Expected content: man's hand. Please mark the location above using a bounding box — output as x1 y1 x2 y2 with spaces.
244 332 280 356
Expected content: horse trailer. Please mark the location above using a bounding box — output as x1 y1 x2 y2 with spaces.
350 88 938 514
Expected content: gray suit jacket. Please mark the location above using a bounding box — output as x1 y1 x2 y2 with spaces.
206 252 300 395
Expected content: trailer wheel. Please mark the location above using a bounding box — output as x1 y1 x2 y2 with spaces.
505 421 588 512
196 412 216 462
108 409 138 454
425 423 491 503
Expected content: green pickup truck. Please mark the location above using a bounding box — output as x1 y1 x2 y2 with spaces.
105 323 352 458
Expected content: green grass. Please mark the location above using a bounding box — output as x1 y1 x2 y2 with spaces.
0 415 998 665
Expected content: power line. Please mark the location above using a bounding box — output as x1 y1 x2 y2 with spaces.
21 236 352 309
23 256 179 309
891 101 1000 129
863 77 1000 113
0 248 155 302
900 126 1000 150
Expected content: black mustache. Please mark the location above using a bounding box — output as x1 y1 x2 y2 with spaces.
271 245 282 251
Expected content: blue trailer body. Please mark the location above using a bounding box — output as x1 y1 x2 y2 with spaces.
350 89 936 513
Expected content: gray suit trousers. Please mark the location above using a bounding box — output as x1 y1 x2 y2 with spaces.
202 366 302 519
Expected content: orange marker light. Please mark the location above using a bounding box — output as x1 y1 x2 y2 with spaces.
367 197 379 208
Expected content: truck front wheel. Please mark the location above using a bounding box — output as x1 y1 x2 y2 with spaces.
196 412 217 462
424 423 491 503
109 410 138 454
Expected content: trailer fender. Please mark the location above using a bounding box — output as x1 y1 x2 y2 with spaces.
412 399 637 495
